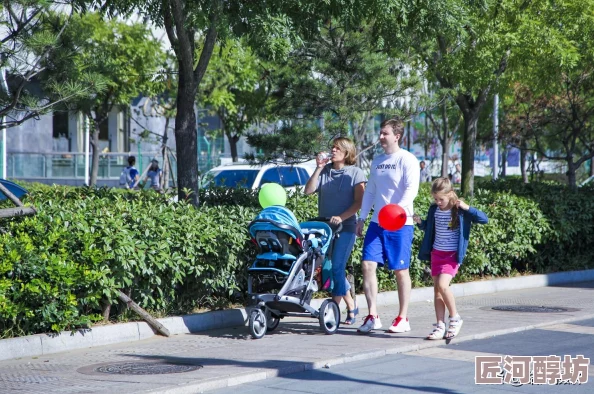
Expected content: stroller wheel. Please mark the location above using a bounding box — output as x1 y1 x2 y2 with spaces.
249 308 267 339
319 299 340 335
266 311 280 332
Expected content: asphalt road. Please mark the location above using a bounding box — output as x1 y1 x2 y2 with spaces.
210 318 594 393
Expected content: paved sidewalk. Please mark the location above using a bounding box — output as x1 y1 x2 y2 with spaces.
1 281 593 394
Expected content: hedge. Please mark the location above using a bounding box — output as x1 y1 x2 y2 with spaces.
0 180 592 337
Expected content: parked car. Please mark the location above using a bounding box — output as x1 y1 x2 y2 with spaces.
202 162 316 191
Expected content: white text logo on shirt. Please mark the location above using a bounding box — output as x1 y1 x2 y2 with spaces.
376 164 398 170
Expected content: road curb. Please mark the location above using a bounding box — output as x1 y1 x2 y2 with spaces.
1 269 593 362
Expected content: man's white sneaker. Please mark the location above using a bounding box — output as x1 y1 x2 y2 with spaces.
387 316 411 333
357 315 382 333
374 316 382 329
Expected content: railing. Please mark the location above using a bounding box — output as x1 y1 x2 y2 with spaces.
5 152 167 180
3 151 225 183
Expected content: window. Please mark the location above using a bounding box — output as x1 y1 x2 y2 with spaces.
260 168 282 185
99 119 109 141
279 167 301 187
52 111 70 151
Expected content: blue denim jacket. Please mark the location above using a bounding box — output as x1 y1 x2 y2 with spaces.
417 204 488 265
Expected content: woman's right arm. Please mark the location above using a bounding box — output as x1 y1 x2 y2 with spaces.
304 166 323 195
304 155 328 194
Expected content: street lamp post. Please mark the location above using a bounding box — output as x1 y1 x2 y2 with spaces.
493 94 499 180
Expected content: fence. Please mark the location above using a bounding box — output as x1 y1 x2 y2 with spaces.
4 152 168 180
1 150 229 186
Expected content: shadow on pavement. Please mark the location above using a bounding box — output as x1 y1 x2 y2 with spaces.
548 280 594 290
119 353 459 394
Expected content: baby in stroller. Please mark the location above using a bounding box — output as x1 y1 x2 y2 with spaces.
247 205 342 339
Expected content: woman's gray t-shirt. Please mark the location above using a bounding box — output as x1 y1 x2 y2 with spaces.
316 164 367 233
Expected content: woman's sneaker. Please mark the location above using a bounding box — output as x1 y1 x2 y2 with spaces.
387 316 411 333
357 315 382 333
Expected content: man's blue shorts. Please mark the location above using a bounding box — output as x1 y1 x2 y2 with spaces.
362 221 414 270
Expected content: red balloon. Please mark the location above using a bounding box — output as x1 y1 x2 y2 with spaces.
378 204 407 231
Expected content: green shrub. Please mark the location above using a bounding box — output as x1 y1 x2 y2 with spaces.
0 179 592 338
477 178 594 272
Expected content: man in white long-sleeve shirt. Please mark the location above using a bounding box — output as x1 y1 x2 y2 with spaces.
356 118 420 334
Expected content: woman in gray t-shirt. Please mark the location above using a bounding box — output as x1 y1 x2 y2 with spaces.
304 137 367 325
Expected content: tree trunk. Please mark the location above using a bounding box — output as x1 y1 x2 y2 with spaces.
441 145 449 178
353 114 372 168
175 69 199 205
520 140 528 183
101 299 111 322
164 0 218 206
567 155 577 190
460 114 478 197
226 131 240 162
440 103 450 178
424 113 429 159
89 123 101 187
456 90 489 198
406 120 412 151
0 206 36 218
501 146 508 177
162 118 170 190
117 291 170 337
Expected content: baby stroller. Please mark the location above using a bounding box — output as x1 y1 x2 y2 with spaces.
246 206 342 339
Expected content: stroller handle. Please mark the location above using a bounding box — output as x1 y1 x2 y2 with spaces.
308 217 343 235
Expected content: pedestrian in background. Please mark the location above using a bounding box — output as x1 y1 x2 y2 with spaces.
120 156 140 189
420 160 432 183
144 159 164 193
452 164 462 184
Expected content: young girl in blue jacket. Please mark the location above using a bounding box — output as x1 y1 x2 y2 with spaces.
414 177 488 340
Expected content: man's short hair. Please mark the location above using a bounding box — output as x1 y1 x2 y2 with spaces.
128 156 136 166
380 118 405 139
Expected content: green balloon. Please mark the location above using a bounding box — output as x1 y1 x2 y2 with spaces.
258 183 287 208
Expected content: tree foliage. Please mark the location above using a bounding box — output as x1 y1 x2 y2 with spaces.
0 1 100 129
247 20 421 166
42 12 166 185
199 38 269 162
500 0 594 188
374 0 530 196
92 0 354 204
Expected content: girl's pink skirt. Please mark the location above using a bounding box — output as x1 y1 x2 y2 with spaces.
431 250 459 277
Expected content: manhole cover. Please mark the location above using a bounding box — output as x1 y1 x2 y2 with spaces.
92 362 202 375
491 305 569 313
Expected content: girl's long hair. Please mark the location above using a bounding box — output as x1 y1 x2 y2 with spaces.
431 177 460 229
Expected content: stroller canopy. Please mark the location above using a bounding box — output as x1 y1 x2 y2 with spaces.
249 206 302 239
